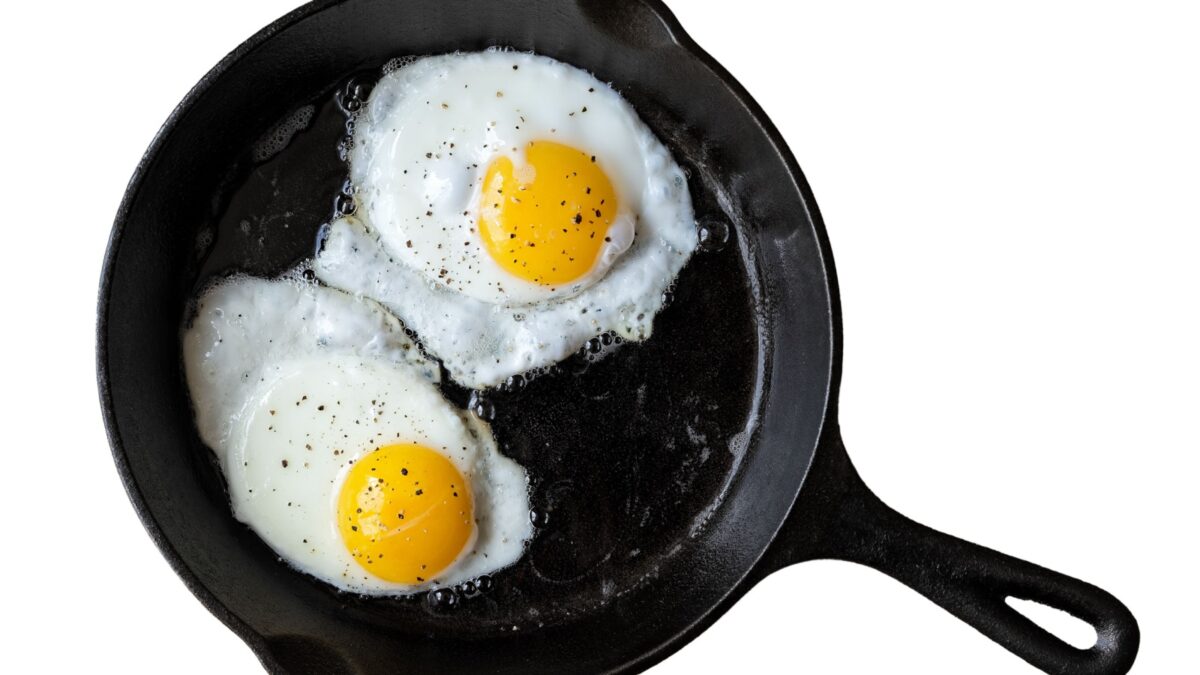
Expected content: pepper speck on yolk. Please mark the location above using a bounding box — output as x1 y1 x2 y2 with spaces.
479 141 618 285
337 443 473 584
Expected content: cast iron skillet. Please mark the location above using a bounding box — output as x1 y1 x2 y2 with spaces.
97 0 1140 673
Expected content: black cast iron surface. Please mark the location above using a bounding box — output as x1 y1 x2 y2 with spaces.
97 1 1140 673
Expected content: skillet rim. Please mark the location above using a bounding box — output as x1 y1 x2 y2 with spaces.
95 0 843 671
97 1 346 664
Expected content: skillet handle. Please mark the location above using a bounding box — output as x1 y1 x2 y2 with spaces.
773 431 1139 675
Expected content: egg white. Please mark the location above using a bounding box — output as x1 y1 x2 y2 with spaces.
182 276 532 593
320 50 697 389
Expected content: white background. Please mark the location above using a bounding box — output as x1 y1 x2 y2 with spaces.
0 0 1195 672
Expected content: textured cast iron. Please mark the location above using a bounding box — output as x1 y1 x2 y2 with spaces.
97 1 1139 673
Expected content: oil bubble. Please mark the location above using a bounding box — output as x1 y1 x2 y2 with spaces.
697 219 730 253
468 391 495 421
427 587 458 610
334 192 357 217
501 373 526 394
336 78 373 116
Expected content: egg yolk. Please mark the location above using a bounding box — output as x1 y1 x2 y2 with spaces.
479 141 619 285
336 443 473 584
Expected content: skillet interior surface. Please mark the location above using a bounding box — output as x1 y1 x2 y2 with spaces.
99 0 836 672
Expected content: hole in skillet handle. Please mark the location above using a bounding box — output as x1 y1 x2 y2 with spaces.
764 429 1140 675
1006 597 1099 650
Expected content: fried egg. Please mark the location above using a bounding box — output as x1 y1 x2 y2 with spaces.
315 51 696 389
182 276 532 593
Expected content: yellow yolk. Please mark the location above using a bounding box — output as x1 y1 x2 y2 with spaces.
479 141 618 285
336 443 473 584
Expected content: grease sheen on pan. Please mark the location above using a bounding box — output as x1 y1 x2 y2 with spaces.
182 276 532 594
316 50 697 389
